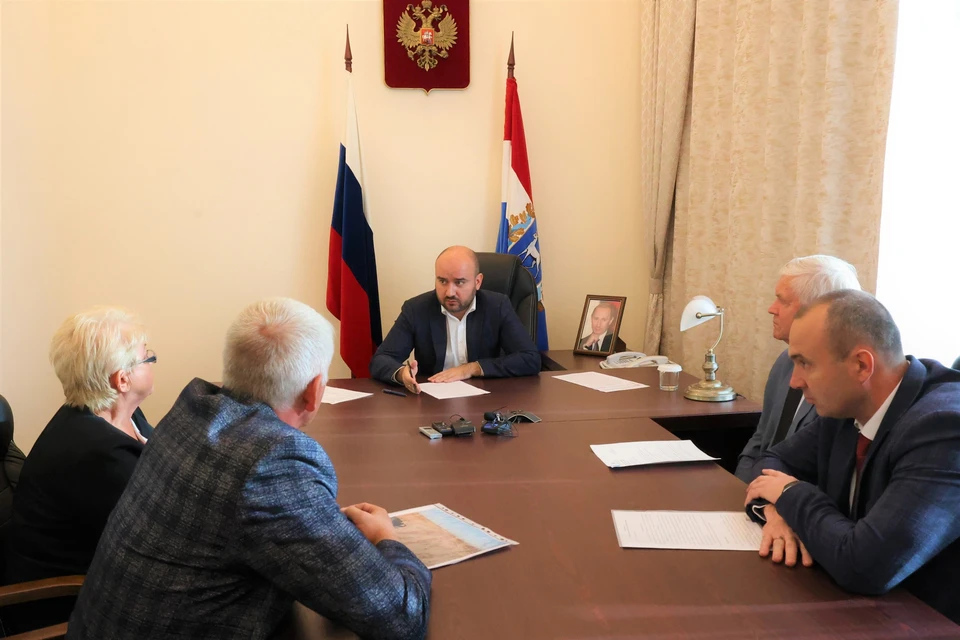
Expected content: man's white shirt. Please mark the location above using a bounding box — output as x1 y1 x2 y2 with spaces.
441 296 477 370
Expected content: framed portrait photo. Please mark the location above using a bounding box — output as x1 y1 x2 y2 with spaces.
574 295 626 356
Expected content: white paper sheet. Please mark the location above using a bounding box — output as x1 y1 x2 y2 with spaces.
554 371 648 392
612 510 763 551
590 440 719 468
320 387 373 405
389 504 518 569
418 381 490 399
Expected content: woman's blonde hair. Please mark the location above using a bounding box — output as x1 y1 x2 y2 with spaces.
49 307 148 413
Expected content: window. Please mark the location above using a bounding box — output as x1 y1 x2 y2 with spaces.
877 1 960 366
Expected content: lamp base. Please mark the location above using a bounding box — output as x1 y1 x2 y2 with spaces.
684 379 737 402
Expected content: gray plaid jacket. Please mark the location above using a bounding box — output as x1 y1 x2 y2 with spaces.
67 379 431 639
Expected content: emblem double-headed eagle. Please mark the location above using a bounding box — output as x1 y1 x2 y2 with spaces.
396 1 458 72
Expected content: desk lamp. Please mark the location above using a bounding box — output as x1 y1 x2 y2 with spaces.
679 295 736 402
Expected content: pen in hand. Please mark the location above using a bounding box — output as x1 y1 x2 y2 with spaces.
382 389 407 398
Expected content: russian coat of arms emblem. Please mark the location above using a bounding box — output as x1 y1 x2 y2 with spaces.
396 1 459 72
383 0 470 91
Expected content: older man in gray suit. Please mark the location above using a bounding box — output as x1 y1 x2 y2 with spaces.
734 256 861 482
69 299 430 640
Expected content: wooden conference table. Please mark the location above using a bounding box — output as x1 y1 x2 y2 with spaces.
283 366 959 638
310 366 760 473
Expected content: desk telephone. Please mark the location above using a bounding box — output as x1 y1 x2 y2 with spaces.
599 352 671 369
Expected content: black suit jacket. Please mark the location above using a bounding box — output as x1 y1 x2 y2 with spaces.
370 289 540 383
4 405 153 584
578 333 612 352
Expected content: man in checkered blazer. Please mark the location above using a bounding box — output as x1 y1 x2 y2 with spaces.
68 299 431 639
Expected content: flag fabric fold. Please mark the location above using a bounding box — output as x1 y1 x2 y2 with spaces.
327 72 381 377
498 76 549 350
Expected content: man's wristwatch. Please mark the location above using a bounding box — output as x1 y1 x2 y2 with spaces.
780 480 801 498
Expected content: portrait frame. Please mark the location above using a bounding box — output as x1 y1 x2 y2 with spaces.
573 295 627 356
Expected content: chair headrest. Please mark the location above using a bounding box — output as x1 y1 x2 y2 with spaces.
476 253 536 300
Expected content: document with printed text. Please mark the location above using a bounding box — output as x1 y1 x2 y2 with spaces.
590 440 718 468
418 381 490 400
320 387 373 405
389 504 518 569
554 371 648 392
612 510 762 551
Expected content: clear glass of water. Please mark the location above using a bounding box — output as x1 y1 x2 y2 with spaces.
658 363 681 391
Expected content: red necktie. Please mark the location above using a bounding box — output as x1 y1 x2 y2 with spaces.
855 433 871 479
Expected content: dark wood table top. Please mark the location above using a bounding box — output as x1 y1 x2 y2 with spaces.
314 369 760 428
291 417 957 639
540 349 609 371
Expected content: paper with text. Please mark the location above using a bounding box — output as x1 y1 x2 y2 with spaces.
419 381 490 399
320 387 373 405
554 371 648 392
591 440 718 468
389 504 518 569
612 510 762 551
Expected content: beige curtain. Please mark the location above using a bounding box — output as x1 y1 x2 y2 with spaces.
640 0 697 355
662 0 898 402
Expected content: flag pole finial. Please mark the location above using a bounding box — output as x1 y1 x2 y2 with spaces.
507 32 515 79
345 25 353 73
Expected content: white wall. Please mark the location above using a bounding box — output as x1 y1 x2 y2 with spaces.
1 0 646 450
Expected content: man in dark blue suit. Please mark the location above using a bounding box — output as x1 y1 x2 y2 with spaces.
370 246 540 394
744 290 960 624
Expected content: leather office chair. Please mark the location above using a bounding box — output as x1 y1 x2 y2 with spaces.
476 253 537 344
0 394 83 640
0 396 22 542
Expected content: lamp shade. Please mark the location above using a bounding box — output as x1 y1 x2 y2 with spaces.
680 295 720 332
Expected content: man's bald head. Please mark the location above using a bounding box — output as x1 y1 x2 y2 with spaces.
436 246 480 277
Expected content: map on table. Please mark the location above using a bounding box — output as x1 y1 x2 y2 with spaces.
388 504 518 569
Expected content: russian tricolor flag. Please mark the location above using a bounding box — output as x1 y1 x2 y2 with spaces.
498 75 549 350
326 71 381 377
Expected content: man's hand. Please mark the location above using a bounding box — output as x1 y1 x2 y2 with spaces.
428 362 481 383
758 505 814 567
342 502 398 545
745 469 799 505
582 334 599 348
399 360 421 394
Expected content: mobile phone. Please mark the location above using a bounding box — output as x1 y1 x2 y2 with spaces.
418 426 442 440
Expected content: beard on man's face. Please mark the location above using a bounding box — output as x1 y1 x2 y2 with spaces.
443 291 474 313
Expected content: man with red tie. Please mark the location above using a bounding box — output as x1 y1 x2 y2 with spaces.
744 289 960 624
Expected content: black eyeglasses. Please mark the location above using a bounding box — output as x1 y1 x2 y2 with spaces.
135 349 157 366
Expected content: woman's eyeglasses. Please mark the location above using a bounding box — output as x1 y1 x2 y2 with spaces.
135 349 157 366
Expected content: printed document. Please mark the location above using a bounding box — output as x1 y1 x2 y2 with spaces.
388 504 518 569
554 371 648 392
418 381 490 400
612 510 762 551
320 387 373 405
590 440 718 468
